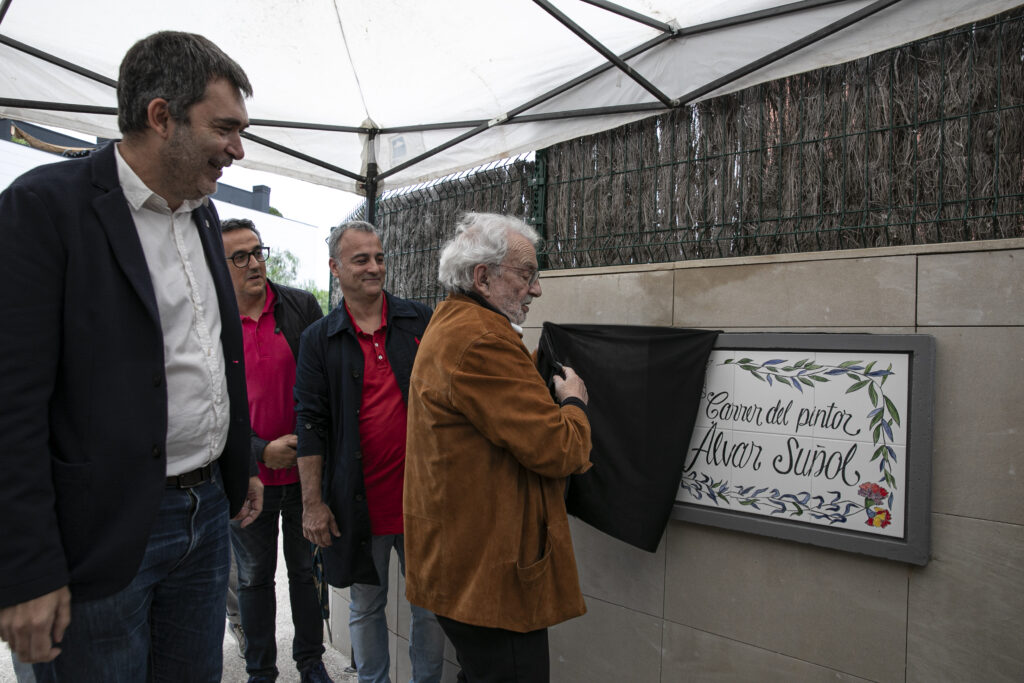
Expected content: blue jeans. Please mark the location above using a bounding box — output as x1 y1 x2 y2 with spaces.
349 535 445 683
230 482 324 678
33 475 230 682
11 651 36 683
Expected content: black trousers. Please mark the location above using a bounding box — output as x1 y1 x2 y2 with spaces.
436 615 549 683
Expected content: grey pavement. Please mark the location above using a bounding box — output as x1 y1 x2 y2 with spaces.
2 544 353 683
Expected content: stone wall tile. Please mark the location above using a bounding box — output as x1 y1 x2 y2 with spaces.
664 522 908 682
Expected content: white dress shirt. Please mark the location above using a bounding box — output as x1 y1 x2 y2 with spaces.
115 145 230 476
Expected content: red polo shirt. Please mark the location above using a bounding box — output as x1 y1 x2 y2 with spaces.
241 284 300 486
347 298 406 535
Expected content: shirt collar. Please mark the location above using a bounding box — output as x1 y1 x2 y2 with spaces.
344 295 389 337
115 143 209 214
262 282 276 315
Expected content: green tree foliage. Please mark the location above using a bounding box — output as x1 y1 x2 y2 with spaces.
266 247 298 285
267 247 329 315
302 279 330 315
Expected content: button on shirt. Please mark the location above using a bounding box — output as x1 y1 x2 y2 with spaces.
115 145 229 477
347 299 407 535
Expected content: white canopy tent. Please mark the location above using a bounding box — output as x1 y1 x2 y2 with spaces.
1 0 1019 208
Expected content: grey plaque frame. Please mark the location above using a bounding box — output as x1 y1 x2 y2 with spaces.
671 333 935 566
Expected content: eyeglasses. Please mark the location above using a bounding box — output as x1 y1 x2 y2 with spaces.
500 264 540 287
226 246 270 268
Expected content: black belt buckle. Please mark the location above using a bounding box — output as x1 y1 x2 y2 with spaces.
166 463 213 489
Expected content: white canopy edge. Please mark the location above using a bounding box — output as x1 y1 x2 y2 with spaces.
0 0 1019 194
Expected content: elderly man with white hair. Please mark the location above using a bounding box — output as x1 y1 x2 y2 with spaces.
404 212 593 683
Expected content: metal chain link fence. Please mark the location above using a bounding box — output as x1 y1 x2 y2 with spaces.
345 8 1023 306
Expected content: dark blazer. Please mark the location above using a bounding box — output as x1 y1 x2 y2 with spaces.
294 292 431 587
0 142 253 608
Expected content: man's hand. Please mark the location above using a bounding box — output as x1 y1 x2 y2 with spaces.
302 501 340 548
232 476 264 528
553 366 589 405
0 586 71 663
262 434 298 470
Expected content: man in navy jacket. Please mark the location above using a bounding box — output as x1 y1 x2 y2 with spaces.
0 32 262 681
294 221 445 683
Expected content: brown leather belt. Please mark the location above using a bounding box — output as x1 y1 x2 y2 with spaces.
166 463 214 489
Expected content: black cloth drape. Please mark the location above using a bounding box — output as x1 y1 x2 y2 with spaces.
537 323 719 552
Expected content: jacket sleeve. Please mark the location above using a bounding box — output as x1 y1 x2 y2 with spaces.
449 331 592 480
302 290 325 328
0 182 71 606
250 434 271 464
294 323 331 458
287 290 326 455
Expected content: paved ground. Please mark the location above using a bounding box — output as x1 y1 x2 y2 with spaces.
2 545 352 683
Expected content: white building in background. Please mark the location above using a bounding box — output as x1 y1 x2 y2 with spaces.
0 126 330 291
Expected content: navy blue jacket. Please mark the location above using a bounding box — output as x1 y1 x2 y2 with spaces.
294 292 431 587
0 142 253 607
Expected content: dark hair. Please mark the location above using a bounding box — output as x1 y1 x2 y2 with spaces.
220 217 262 241
117 31 253 135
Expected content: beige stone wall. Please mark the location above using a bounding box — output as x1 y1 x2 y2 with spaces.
530 238 1024 682
333 238 1024 682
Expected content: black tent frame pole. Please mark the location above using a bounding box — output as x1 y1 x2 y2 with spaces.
248 118 366 134
379 0 890 181
364 130 378 225
241 130 364 183
674 0 849 38
0 34 117 88
0 98 115 115
0 95 368 184
380 0 850 134
381 0 850 134
0 0 15 27
376 31 672 137
579 0 673 33
0 0 888 188
510 102 667 123
677 0 902 104
533 0 676 107
376 124 487 182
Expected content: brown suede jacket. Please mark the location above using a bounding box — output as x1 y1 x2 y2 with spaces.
404 293 593 632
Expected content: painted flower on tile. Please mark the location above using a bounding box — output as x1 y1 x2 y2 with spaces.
866 507 892 528
858 482 888 504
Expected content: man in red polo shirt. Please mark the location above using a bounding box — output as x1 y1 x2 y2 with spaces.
294 221 445 683
221 218 331 683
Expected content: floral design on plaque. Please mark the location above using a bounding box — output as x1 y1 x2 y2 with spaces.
680 353 908 536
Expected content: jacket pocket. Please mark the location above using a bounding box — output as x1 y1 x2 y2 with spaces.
515 530 552 583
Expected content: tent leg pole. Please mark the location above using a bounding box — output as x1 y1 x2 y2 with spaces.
363 128 379 226
365 166 378 226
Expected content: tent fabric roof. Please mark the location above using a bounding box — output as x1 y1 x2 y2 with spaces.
0 0 1019 194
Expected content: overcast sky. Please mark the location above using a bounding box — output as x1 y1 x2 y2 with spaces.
218 164 364 290
219 164 363 231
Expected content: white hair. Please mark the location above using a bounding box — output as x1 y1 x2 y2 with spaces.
437 213 541 292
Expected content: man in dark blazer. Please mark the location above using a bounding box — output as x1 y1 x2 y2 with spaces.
0 32 262 682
